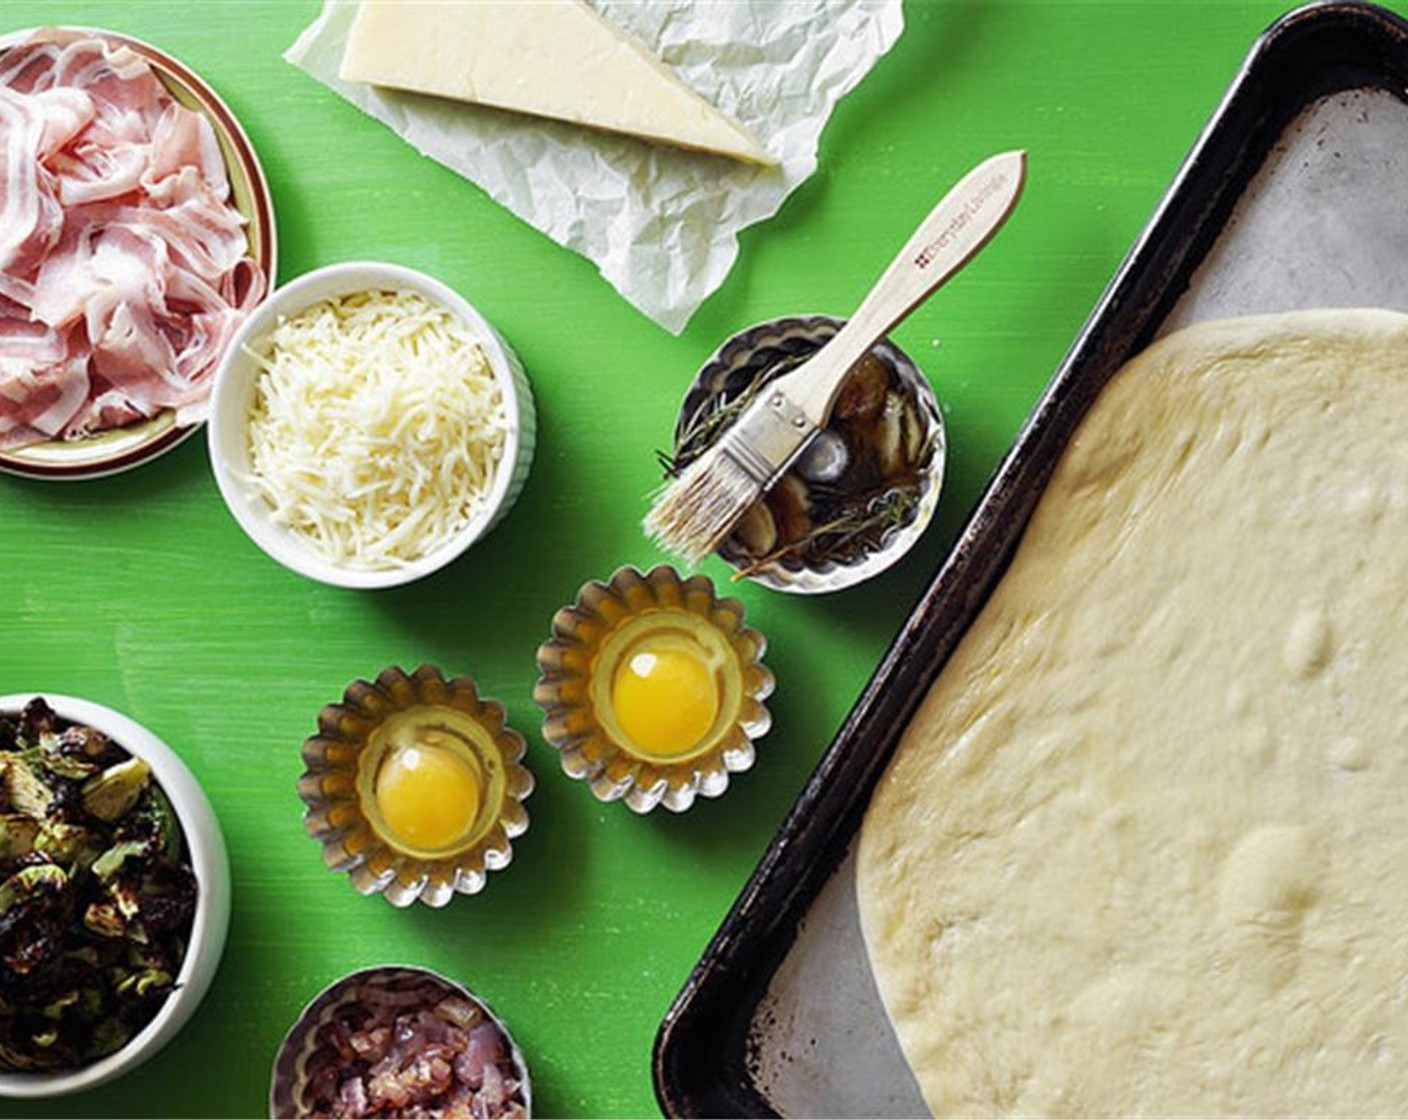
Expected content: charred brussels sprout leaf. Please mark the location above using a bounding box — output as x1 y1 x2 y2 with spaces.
0 864 70 922
0 814 39 863
91 839 150 885
80 759 151 824
34 821 105 871
1 755 54 818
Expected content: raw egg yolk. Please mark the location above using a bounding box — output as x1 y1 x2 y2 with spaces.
611 645 719 758
373 743 480 851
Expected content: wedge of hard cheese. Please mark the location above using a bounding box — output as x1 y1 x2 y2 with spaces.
338 0 776 166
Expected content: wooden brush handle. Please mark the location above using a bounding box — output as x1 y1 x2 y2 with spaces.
781 149 1027 425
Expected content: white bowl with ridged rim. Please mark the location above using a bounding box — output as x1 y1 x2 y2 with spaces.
0 693 231 1099
207 261 536 589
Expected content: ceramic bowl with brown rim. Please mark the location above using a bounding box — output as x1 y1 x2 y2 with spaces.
0 26 276 481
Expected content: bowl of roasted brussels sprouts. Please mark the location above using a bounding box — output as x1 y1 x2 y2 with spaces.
0 695 230 1098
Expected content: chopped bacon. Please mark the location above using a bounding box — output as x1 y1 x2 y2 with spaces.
302 979 529 1119
0 35 266 453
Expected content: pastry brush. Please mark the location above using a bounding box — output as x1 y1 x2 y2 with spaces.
645 149 1027 564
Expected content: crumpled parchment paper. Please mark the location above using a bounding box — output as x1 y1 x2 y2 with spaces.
285 1 904 334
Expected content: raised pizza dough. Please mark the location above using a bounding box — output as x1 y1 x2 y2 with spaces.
856 309 1408 1117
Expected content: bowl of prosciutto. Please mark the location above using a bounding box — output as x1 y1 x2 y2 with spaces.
0 27 274 480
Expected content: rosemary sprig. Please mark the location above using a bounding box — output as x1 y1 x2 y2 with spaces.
657 352 810 477
657 377 764 478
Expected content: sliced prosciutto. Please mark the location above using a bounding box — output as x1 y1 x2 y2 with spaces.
0 35 266 452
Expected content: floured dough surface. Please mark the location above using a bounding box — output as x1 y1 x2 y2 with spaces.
856 310 1408 1117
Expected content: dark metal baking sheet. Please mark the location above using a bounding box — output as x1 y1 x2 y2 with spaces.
652 3 1408 1115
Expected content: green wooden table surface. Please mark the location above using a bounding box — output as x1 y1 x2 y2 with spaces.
1 1 1384 1116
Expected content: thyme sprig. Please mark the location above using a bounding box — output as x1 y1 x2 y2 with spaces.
728 485 921 580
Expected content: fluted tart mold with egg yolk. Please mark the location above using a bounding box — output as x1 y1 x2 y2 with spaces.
298 665 533 907
534 565 773 813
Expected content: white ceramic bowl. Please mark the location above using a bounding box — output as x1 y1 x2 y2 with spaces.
0 694 231 1099
207 262 536 589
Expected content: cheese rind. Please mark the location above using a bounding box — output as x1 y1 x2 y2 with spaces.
338 0 776 166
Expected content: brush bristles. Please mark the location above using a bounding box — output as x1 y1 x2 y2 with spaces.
645 448 765 564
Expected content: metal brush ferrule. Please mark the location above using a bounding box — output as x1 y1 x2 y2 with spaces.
721 390 816 483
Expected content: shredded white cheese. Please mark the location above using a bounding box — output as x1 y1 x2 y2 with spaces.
244 289 508 570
